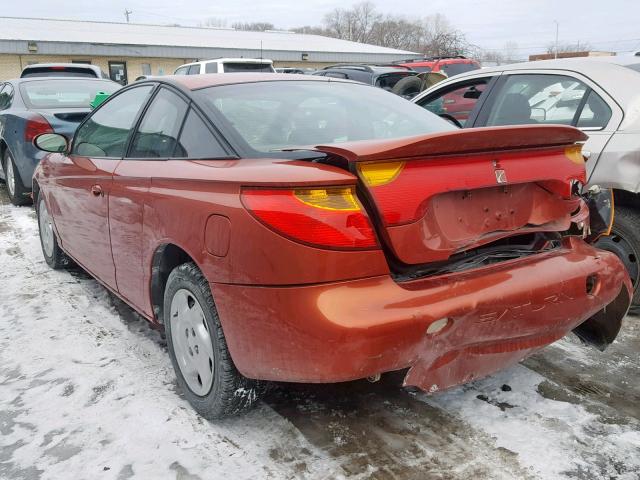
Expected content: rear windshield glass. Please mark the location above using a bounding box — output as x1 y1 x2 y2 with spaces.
21 67 98 78
222 63 274 73
439 63 480 77
411 66 433 73
375 72 416 90
196 81 454 154
20 80 120 109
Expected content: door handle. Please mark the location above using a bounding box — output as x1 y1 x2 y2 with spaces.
91 185 103 197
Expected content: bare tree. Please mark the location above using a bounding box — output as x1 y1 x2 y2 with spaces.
199 17 227 28
323 1 381 43
232 22 275 32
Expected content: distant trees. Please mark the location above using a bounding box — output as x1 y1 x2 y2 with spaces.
201 2 481 58
546 40 593 54
232 22 275 31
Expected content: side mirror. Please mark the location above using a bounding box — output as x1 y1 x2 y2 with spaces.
34 133 69 154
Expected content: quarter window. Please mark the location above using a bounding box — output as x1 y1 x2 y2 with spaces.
73 85 153 157
174 109 228 158
577 90 612 129
129 88 188 158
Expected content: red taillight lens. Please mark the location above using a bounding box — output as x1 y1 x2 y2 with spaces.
25 115 53 142
241 187 378 250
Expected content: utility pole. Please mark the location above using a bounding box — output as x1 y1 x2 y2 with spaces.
554 20 559 59
124 9 132 23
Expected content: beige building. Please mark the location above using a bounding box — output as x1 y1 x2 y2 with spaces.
0 17 418 83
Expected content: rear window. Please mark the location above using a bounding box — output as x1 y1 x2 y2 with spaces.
196 80 453 154
439 62 480 77
375 72 416 90
21 66 98 78
411 66 433 73
20 79 120 109
222 63 274 73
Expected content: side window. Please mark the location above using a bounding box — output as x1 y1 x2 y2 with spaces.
417 80 488 127
485 74 588 127
577 90 612 129
73 86 153 158
205 62 218 74
324 71 348 79
129 88 188 158
174 66 188 75
174 109 228 159
187 65 201 75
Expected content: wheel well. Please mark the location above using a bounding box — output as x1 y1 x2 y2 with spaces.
613 189 640 210
150 244 195 323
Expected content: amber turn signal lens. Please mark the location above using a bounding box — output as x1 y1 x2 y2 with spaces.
565 145 585 165
294 187 360 211
357 161 405 187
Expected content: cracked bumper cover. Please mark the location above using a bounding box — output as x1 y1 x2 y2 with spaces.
212 237 631 392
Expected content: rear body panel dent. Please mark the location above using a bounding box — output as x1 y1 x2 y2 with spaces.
212 238 631 386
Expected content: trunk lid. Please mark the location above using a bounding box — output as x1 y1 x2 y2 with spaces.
37 108 91 137
313 125 588 265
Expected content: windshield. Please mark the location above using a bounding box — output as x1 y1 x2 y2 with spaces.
196 81 454 153
222 63 275 73
20 80 120 109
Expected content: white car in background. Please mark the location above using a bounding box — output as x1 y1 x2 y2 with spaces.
174 58 275 74
412 55 640 305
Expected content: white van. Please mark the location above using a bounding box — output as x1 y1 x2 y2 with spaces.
174 58 275 75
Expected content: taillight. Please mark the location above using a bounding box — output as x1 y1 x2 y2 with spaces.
25 114 53 142
241 187 378 249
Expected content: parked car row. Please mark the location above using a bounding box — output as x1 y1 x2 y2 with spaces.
0 60 633 422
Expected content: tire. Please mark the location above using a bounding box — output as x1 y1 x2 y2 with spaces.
3 150 31 206
391 76 423 98
596 205 640 305
36 195 70 269
164 262 266 419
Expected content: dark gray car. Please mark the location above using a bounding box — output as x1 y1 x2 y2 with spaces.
0 77 120 205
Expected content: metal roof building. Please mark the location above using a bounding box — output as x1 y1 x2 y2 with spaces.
0 16 418 82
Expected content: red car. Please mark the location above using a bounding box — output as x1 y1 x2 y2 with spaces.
32 74 631 419
397 56 481 76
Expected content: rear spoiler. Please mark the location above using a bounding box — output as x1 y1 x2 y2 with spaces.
313 125 588 162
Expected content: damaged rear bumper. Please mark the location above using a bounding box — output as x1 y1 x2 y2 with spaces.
212 237 631 392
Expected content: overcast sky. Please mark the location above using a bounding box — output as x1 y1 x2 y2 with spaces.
3 0 639 58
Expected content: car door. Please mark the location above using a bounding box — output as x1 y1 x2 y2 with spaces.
414 74 499 127
473 71 622 179
48 84 154 289
110 86 189 310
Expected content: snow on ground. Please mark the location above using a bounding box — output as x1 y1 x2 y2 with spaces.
0 194 639 480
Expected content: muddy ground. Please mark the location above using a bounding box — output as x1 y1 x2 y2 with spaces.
1 187 638 480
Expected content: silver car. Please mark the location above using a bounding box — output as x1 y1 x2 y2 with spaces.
412 56 640 304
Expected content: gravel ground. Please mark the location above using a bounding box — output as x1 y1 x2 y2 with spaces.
1 187 639 480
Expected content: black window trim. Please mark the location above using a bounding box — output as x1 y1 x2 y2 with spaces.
123 84 237 161
475 72 612 131
69 83 158 160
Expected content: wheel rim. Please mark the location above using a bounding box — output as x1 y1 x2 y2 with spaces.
6 157 15 197
170 289 215 396
597 230 640 290
38 198 55 258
